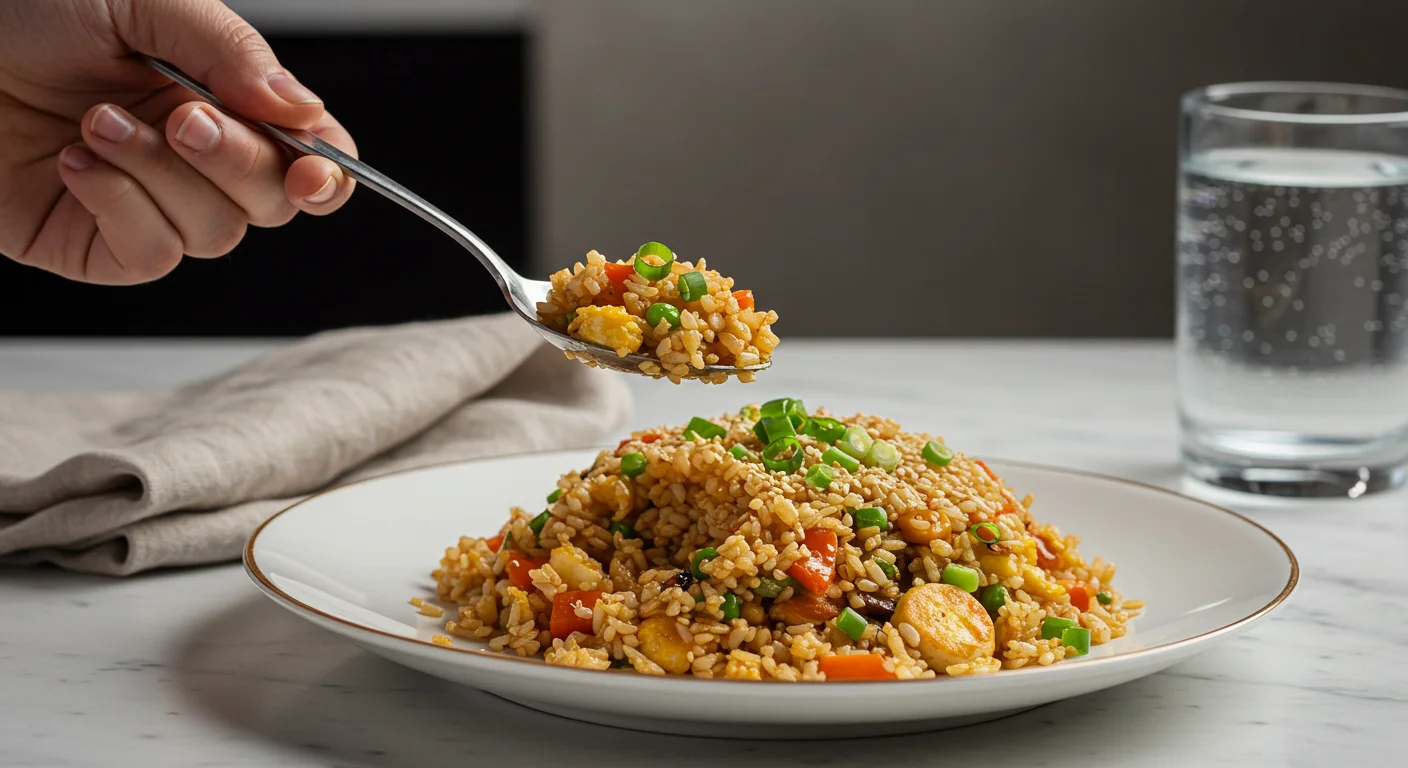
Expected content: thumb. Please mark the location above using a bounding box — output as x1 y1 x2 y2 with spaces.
115 0 324 129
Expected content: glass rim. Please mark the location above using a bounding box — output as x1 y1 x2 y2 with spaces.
1183 81 1408 125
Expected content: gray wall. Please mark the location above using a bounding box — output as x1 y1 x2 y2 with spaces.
534 0 1408 337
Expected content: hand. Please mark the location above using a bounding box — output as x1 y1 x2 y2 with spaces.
0 0 358 285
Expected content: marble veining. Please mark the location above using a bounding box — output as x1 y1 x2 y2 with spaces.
0 339 1403 767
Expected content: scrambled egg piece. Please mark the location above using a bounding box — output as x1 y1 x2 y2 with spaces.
569 305 644 356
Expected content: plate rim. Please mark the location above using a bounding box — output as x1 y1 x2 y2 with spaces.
244 449 1299 687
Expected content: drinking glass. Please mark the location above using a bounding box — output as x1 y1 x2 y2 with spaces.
1178 82 1408 497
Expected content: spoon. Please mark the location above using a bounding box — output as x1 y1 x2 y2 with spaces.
137 54 768 382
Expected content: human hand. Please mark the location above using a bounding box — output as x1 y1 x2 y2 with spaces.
0 0 358 285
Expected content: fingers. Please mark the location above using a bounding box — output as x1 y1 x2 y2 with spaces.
82 103 248 258
54 146 183 285
165 102 297 226
284 112 359 215
115 0 324 129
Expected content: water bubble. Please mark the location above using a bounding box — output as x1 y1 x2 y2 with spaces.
1262 296 1274 308
1355 277 1366 288
1260 343 1273 355
1213 294 1226 307
1285 330 1297 341
1308 336 1321 347
1256 270 1269 281
1293 299 1306 311
1242 330 1255 342
1218 324 1231 336
1334 349 1347 361
1270 227 1282 237
1228 252 1241 264
1243 277 1256 289
1272 241 1284 252
1279 216 1291 227
1249 230 1261 240
1285 271 1298 282
1279 285 1292 297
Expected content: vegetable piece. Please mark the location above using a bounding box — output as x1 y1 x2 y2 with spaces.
874 558 899 580
637 616 694 674
619 452 647 478
1033 534 1061 570
856 592 897 621
593 262 636 306
546 488 563 504
1096 591 1114 606
564 310 578 325
805 464 834 489
550 545 606 591
528 510 551 539
978 584 1009 617
853 507 888 531
1040 616 1078 640
836 606 869 642
752 420 770 444
970 522 1002 545
921 440 954 468
818 654 894 680
897 508 951 544
760 415 796 442
864 440 900 472
761 437 804 473
739 404 760 420
729 444 756 461
759 398 792 420
632 242 676 280
837 426 874 460
506 552 547 589
752 576 797 598
602 261 635 284
821 445 861 472
787 527 838 594
608 521 637 539
732 289 755 310
769 593 841 625
1067 583 1091 612
804 417 847 443
940 563 981 593
686 417 727 441
678 271 708 302
665 569 694 591
549 589 603 639
645 302 682 329
891 583 995 669
974 459 999 482
485 534 504 553
721 593 742 622
1061 626 1092 657
691 547 720 580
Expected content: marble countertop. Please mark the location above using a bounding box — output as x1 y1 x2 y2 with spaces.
1 338 1402 767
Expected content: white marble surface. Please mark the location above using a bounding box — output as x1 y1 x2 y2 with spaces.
1 338 1403 767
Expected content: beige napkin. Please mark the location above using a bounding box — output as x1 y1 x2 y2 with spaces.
0 313 632 575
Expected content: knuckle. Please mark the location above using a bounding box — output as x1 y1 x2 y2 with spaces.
224 21 273 65
188 217 248 259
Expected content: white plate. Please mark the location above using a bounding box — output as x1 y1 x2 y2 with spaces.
245 451 1297 739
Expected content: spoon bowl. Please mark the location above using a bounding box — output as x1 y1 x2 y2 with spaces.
139 55 769 382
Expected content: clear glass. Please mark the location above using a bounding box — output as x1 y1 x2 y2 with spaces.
1177 82 1408 497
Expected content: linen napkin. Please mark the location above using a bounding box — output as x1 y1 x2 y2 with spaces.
0 313 632 576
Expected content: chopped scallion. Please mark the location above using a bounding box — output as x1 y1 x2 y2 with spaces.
864 440 900 472
1061 626 1091 656
853 507 888 531
875 558 899 580
620 452 647 478
836 607 868 642
729 444 756 461
821 445 861 472
686 417 727 441
940 563 980 593
645 302 682 329
837 426 874 461
760 415 797 442
691 547 720 580
752 576 797 598
678 271 708 302
721 593 741 622
804 417 847 443
739 405 760 420
922 440 954 468
805 464 835 489
1040 616 1078 640
528 510 551 538
633 242 676 280
547 488 563 504
761 437 804 473
608 521 637 539
759 398 792 420
970 522 1001 545
752 420 769 444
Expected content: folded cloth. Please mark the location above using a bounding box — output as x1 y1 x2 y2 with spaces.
0 313 632 575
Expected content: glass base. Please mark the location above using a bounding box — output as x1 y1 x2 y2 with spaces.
1181 418 1408 498
1182 452 1405 498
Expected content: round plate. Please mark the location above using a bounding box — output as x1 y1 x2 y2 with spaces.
244 451 1297 739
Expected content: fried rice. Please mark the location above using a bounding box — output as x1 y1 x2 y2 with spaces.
535 244 779 384
428 401 1140 681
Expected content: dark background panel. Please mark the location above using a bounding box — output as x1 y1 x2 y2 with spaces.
0 33 526 337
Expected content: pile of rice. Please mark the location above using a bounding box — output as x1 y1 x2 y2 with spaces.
535 246 779 384
428 403 1140 681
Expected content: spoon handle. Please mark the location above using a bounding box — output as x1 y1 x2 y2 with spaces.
136 54 516 297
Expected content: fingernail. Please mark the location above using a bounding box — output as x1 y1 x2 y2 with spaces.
303 176 338 204
267 72 321 106
175 107 221 152
60 145 96 170
91 105 135 143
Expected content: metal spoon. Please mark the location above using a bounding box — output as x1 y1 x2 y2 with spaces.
137 54 768 382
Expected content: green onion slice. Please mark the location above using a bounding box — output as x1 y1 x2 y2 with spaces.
720 593 741 622
805 464 834 489
922 440 954 468
760 415 796 443
836 607 868 642
864 440 900 472
729 444 756 461
837 426 873 461
528 510 551 539
678 271 708 302
691 547 720 580
645 302 682 329
547 488 563 504
940 563 980 593
970 522 1001 545
759 398 792 420
752 420 769 444
686 417 727 441
804 417 847 443
853 507 888 531
761 437 804 473
1061 626 1091 656
608 521 637 539
753 576 797 598
1040 616 1078 640
633 242 676 280
821 445 860 472
875 558 898 580
620 452 647 478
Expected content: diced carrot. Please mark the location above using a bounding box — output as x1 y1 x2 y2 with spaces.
818 654 894 681
975 460 999 482
732 289 755 310
618 433 661 451
603 261 635 285
507 552 547 590
550 589 603 639
589 262 635 306
1033 534 1060 571
787 527 838 595
1067 583 1090 612
485 534 504 553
